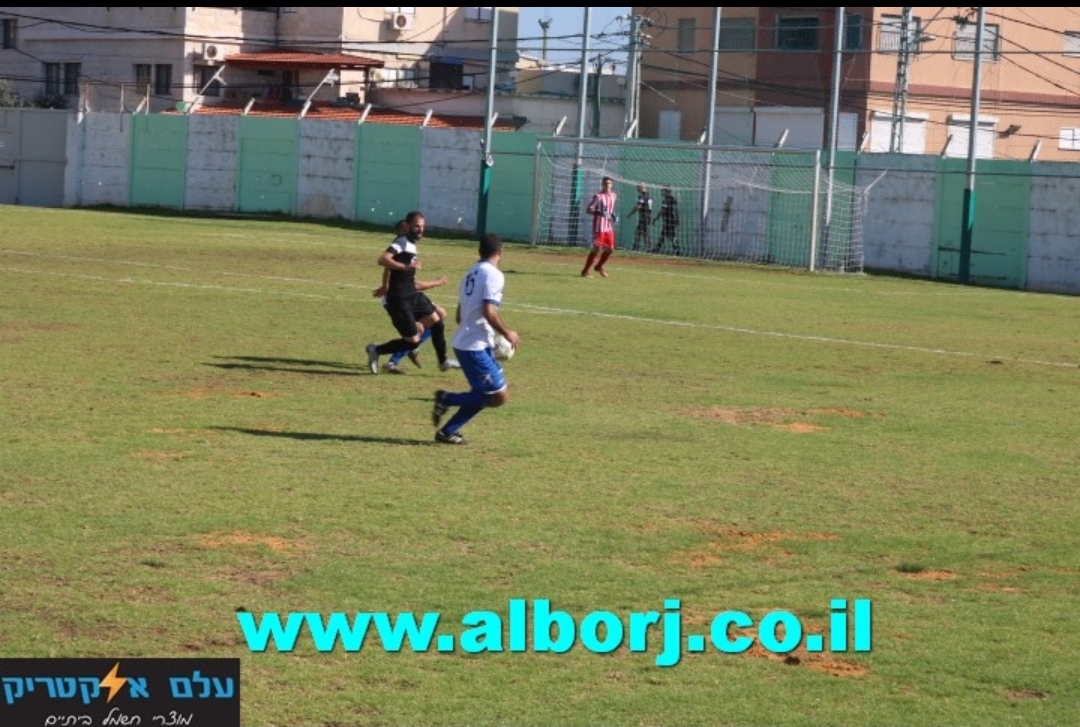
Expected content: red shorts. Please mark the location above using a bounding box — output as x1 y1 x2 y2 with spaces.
593 231 616 249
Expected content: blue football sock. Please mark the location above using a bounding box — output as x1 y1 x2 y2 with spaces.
388 328 432 366
444 390 487 408
442 405 483 436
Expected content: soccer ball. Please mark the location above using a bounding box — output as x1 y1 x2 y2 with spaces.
493 333 515 361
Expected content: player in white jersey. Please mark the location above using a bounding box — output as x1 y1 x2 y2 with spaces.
431 234 520 445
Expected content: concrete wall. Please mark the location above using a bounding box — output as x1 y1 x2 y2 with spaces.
1027 163 1080 295
11 106 1080 295
68 111 130 207
0 108 67 206
419 127 480 234
297 119 355 220
857 153 937 275
186 115 237 212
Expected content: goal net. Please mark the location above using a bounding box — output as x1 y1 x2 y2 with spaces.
532 137 872 273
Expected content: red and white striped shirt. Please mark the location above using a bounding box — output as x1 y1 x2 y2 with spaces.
588 191 618 235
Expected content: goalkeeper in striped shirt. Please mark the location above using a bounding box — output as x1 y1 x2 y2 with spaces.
581 176 618 278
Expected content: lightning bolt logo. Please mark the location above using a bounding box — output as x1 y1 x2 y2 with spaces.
99 662 128 703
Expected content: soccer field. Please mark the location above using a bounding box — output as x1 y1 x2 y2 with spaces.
2 205 1079 726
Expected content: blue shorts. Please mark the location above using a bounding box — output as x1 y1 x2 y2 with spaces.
455 348 506 395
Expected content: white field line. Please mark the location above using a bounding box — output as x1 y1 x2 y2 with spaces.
1 249 366 289
3 255 1077 370
514 302 1079 369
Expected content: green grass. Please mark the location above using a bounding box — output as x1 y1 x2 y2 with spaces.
2 204 1079 726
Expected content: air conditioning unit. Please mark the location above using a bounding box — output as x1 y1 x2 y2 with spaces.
389 12 414 32
201 43 221 62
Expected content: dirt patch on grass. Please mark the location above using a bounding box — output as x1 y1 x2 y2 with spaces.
208 566 294 587
681 406 873 432
738 626 869 677
670 550 723 568
899 569 957 581
805 657 871 677
775 422 829 433
199 531 308 552
973 566 1031 593
176 389 273 399
149 428 187 435
976 583 1026 593
978 566 1033 579
807 408 867 417
131 450 190 461
1006 689 1048 700
673 527 839 567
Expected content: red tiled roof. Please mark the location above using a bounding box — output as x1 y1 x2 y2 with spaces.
188 101 523 131
224 51 384 70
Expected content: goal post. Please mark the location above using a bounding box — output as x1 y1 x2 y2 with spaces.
531 136 871 273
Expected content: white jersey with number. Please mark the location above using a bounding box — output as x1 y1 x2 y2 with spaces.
452 260 504 352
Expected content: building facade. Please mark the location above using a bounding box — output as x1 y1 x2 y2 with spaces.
0 7 519 113
635 7 1080 161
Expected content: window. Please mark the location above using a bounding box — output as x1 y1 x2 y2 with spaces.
677 18 695 53
44 63 61 95
1065 32 1080 56
154 64 172 95
134 63 151 91
945 114 996 159
954 21 1000 61
379 67 417 89
658 109 682 140
465 7 492 22
429 61 464 89
869 110 928 154
42 64 80 98
844 13 863 51
879 14 923 54
197 65 221 97
63 62 80 95
384 6 414 13
719 18 755 51
2 18 16 49
1060 127 1080 150
776 16 819 50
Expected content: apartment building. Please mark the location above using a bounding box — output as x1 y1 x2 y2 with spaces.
635 7 1080 161
0 7 519 113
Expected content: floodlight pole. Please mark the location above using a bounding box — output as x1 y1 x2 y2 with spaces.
699 8 722 257
569 8 592 244
821 6 845 271
477 7 499 238
959 7 984 285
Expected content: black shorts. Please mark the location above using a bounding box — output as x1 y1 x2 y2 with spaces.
386 292 437 338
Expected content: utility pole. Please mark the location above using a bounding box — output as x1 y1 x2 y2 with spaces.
623 15 638 137
959 7 985 285
890 7 913 153
539 17 551 63
621 14 649 139
476 7 499 238
699 7 722 259
821 6 845 271
592 58 603 136
569 8 592 243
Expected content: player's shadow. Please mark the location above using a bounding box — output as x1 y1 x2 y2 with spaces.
205 355 361 377
210 426 435 446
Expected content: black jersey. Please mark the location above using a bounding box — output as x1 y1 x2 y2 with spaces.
385 234 419 302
